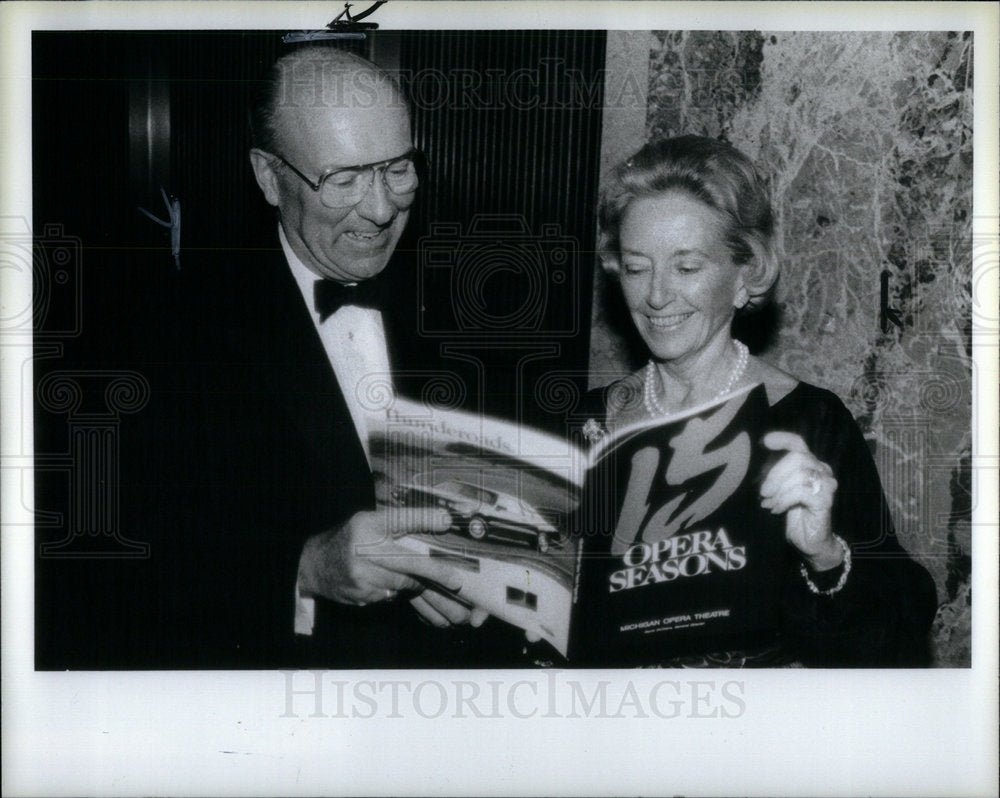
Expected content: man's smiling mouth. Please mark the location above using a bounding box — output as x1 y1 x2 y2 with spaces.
343 230 386 243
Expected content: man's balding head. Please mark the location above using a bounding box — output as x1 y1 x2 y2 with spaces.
251 46 408 155
249 46 416 282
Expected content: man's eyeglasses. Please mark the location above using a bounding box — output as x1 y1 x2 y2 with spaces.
268 149 423 208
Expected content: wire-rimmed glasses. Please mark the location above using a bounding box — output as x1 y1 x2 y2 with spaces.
269 148 423 208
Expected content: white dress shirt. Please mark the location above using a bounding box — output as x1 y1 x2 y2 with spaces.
279 225 393 635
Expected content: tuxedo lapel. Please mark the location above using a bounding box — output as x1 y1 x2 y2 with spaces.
290 263 373 487
226 246 375 517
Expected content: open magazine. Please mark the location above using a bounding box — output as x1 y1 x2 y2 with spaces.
369 382 786 663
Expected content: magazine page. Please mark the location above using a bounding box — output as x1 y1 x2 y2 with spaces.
571 383 790 665
585 382 761 466
368 397 586 657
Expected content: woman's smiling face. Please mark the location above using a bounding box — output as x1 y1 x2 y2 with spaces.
618 191 746 367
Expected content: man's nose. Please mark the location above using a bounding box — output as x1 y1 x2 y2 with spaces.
354 173 397 226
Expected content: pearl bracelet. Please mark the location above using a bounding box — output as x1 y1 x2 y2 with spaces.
799 535 852 596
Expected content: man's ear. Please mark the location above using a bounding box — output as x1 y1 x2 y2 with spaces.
249 149 282 208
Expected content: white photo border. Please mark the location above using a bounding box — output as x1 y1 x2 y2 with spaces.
2 2 997 796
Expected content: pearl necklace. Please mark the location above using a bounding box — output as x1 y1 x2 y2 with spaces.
643 340 749 418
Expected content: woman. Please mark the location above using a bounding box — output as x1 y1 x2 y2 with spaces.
583 135 937 667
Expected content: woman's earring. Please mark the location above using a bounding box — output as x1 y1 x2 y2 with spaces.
735 287 750 308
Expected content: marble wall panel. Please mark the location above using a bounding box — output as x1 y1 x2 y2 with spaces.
591 31 973 665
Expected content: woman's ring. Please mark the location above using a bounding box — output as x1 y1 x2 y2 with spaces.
805 471 822 495
384 588 396 602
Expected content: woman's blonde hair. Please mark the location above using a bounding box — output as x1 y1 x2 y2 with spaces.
598 135 779 311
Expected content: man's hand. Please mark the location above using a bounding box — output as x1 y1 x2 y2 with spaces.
298 507 488 627
410 593 489 629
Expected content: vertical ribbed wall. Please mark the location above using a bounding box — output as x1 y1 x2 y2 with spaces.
400 31 606 237
396 31 607 426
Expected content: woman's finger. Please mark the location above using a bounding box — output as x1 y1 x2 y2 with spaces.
761 430 811 454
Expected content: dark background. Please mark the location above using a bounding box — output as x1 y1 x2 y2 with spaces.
33 30 606 668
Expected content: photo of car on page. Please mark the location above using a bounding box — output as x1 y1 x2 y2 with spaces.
393 475 566 553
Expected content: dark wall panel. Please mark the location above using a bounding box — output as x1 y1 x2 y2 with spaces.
397 31 606 429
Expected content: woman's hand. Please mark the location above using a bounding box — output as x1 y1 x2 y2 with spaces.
760 432 844 571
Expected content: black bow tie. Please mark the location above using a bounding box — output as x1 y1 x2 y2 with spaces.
313 276 385 320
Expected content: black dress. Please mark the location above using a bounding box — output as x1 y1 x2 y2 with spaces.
573 380 938 667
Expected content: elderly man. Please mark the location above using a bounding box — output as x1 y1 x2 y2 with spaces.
89 45 494 669
224 45 490 664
